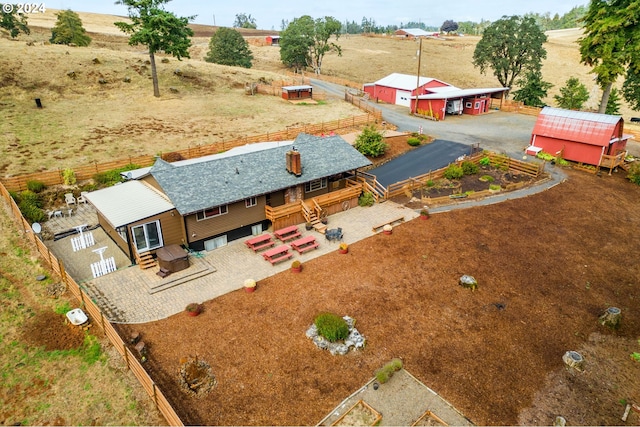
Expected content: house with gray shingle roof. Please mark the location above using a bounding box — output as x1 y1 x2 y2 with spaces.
88 133 372 258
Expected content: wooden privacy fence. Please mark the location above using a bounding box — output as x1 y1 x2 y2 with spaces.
1 113 379 192
385 152 544 199
0 181 184 426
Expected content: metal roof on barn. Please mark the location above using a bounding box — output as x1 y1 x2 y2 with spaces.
532 107 623 147
414 87 508 99
149 133 372 216
373 73 452 92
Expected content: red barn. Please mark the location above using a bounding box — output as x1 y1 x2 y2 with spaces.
363 73 451 107
411 87 508 121
265 35 280 46
528 107 630 166
281 85 313 100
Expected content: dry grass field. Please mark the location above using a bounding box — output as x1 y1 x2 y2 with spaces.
2 10 638 178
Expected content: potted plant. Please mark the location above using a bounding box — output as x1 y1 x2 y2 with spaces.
291 260 302 273
185 303 202 317
419 208 430 220
305 221 313 231
338 242 349 254
244 279 257 293
382 224 393 235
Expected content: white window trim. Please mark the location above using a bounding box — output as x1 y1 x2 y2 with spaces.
305 178 327 193
245 197 257 208
132 220 163 252
196 205 228 221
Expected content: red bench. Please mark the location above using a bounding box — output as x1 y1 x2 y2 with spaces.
291 235 319 254
262 244 293 265
274 225 301 242
245 234 275 252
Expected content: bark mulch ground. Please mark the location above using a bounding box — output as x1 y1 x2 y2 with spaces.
115 168 640 426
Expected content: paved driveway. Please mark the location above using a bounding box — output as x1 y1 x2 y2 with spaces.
369 140 471 187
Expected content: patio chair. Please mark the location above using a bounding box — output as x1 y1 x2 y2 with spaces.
65 193 76 206
77 192 88 204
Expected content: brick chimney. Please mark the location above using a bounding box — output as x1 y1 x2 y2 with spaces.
286 148 302 176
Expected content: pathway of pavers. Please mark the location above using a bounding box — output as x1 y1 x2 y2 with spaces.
79 201 419 323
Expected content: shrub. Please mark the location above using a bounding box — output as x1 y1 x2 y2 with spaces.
62 168 76 185
407 137 421 146
291 260 301 268
374 358 403 384
354 125 388 157
93 164 141 187
627 163 640 185
479 156 491 167
358 192 375 207
17 190 46 223
479 175 494 182
425 180 435 187
161 151 185 162
443 164 464 180
314 312 349 342
461 161 479 175
26 180 46 193
489 184 501 191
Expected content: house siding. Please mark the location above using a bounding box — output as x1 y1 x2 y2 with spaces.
141 175 163 192
185 195 267 244
97 212 129 256
128 210 185 258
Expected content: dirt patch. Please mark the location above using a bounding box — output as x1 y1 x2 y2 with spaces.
21 311 85 351
117 168 640 426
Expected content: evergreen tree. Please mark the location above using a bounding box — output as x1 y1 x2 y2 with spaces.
622 68 640 111
512 69 553 107
233 13 256 29
115 0 194 98
0 4 29 38
605 88 621 115
472 15 547 96
50 9 91 46
440 20 458 33
554 77 589 110
205 27 253 68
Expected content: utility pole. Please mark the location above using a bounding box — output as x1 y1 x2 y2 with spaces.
213 14 216 26
413 37 423 115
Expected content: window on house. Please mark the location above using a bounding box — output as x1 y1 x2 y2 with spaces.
465 102 472 108
245 197 257 208
475 102 480 109
132 220 163 252
196 205 228 221
305 178 327 193
116 226 128 242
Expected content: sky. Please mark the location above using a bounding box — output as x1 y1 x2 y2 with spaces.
49 0 589 30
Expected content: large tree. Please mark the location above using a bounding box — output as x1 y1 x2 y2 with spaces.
579 0 640 113
279 15 341 75
114 0 194 97
472 15 547 97
50 9 91 46
622 68 640 111
0 4 30 38
205 27 253 68
233 13 256 29
440 20 458 33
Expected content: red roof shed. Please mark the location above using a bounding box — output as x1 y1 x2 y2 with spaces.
529 107 630 166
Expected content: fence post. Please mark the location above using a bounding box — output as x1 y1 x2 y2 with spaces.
152 383 159 407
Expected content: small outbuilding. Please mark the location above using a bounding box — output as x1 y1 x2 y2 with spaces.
265 35 280 46
281 85 313 100
363 73 451 107
394 28 431 38
411 87 508 121
527 107 631 166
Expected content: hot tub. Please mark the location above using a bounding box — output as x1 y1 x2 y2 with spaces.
156 244 189 273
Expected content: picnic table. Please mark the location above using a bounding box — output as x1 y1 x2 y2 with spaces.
274 225 301 242
262 244 293 265
245 234 275 252
290 235 319 254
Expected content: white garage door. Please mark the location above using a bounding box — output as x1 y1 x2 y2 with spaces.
395 90 412 107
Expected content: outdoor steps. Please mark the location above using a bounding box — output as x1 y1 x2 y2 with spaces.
137 252 157 270
313 223 327 234
148 267 216 294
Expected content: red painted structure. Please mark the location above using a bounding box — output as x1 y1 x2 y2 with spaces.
265 35 280 45
528 107 630 166
363 73 451 107
281 85 313 100
411 87 508 121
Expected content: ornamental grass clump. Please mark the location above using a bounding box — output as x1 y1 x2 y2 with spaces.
314 312 349 342
374 358 403 384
